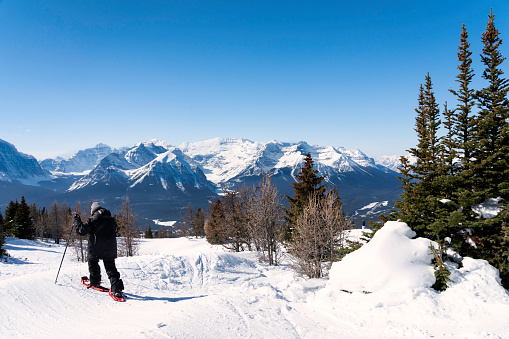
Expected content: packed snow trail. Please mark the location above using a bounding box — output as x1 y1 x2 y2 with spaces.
2 224 509 338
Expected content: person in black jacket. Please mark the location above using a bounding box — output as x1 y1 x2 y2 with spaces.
73 201 124 298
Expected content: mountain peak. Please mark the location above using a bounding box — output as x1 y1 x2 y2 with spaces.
0 138 49 184
40 143 115 174
94 143 111 149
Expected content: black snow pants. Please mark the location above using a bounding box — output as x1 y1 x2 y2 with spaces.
88 257 124 293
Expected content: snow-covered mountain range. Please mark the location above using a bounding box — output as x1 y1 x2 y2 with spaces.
67 141 215 194
179 138 393 184
40 143 114 174
0 137 404 225
0 139 49 184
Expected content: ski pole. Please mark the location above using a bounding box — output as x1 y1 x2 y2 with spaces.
55 219 75 284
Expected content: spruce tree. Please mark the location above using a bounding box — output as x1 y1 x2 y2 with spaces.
3 200 19 237
221 186 250 252
145 226 153 239
472 9 509 202
13 196 35 240
449 24 476 165
0 211 5 256
193 208 205 237
397 75 446 240
444 23 478 256
437 102 458 196
469 10 509 286
285 152 326 241
205 199 227 245
499 207 509 288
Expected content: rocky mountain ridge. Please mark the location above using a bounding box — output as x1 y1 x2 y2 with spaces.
0 137 403 226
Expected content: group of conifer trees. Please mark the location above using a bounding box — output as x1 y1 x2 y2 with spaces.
1 197 37 241
392 10 509 288
0 197 68 259
0 196 140 259
0 211 3 256
203 153 352 277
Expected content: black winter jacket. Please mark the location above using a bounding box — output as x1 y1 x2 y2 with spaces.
75 208 117 259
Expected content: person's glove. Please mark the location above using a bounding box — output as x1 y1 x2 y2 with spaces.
73 214 81 229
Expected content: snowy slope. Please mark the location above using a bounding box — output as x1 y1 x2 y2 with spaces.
354 201 391 219
2 222 509 338
375 154 418 173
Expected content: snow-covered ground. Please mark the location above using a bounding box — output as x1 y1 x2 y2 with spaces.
1 222 509 338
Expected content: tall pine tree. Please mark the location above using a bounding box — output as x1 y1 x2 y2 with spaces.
144 226 154 239
193 208 205 237
3 200 19 237
472 9 509 202
396 75 446 240
205 199 227 245
0 210 5 256
13 196 35 240
469 10 509 287
448 23 478 225
449 24 476 165
285 152 326 242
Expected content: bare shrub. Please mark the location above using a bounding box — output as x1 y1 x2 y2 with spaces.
290 190 352 278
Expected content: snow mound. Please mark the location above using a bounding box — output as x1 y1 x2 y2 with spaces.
327 221 435 294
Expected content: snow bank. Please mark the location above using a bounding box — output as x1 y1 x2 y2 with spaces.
312 221 509 338
2 222 509 338
327 221 435 294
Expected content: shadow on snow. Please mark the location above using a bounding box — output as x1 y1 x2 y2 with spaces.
124 293 207 303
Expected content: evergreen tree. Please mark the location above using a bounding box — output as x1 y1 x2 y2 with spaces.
396 75 447 240
442 23 478 257
285 152 326 241
392 156 418 224
393 10 509 288
449 24 476 166
13 196 35 240
0 211 5 256
499 207 509 287
3 200 19 237
440 102 457 179
145 226 153 239
429 243 453 291
221 186 251 252
469 10 509 287
205 199 227 245
448 24 478 229
472 9 509 202
192 208 205 237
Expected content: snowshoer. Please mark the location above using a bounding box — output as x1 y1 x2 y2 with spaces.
73 201 124 299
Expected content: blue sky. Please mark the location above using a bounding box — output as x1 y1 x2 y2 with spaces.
1 1 508 160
